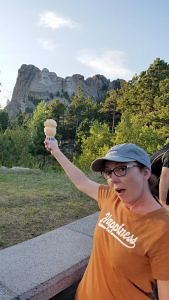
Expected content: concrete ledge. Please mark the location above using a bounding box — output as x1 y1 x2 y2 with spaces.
0 212 99 300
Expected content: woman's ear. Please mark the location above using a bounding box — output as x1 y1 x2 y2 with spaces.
143 168 151 180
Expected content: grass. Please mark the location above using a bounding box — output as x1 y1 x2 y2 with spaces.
0 169 101 249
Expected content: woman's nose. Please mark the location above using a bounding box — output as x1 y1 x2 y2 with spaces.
109 172 121 183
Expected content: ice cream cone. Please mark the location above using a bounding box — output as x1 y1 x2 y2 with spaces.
44 119 57 140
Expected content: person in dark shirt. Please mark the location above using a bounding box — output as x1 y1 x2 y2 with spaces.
151 144 169 208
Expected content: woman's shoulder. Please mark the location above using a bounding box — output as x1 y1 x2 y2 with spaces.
98 185 116 209
99 184 115 196
149 207 169 234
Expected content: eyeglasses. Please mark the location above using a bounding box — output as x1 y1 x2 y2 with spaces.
101 165 139 179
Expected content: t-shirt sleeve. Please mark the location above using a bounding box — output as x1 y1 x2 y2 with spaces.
149 231 169 280
98 185 115 210
162 150 169 167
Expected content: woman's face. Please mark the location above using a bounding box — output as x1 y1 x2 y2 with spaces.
104 161 151 206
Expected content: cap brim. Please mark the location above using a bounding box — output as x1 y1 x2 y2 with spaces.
91 156 135 172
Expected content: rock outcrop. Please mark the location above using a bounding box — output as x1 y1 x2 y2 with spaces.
6 64 124 118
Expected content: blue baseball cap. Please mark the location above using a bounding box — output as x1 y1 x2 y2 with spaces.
91 143 151 171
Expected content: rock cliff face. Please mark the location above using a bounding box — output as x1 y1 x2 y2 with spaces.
6 64 124 118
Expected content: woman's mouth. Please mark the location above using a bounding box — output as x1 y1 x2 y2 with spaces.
115 188 126 195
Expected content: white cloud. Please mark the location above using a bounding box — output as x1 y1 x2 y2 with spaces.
38 11 79 30
77 49 134 80
0 88 12 109
38 39 59 51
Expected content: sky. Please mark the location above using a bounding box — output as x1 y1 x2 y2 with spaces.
0 0 169 108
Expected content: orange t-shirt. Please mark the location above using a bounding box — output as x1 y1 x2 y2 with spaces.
75 185 169 300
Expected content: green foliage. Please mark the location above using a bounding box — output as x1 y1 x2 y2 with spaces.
47 99 65 124
67 88 97 127
0 109 9 131
10 112 30 129
74 121 113 169
114 112 164 154
65 87 98 148
0 126 31 167
29 101 49 158
99 89 121 132
46 99 66 142
117 58 169 116
75 118 94 152
150 78 169 140
0 58 168 169
116 58 169 145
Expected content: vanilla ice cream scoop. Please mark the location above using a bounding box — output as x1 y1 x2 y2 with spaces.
44 119 57 140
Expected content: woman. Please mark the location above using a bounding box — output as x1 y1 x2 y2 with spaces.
44 140 169 300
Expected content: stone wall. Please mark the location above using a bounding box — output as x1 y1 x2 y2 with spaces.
0 213 99 300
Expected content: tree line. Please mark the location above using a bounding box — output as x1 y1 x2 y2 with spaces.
0 58 168 170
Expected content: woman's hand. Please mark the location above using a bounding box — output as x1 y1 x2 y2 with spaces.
44 138 59 155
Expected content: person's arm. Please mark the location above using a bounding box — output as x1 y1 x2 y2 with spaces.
44 138 100 201
157 280 169 300
159 167 169 207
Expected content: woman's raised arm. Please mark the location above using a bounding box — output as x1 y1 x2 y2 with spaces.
44 138 100 201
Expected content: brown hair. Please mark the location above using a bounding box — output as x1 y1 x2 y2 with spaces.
137 162 160 202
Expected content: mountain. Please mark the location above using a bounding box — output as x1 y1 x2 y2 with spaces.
6 64 124 118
